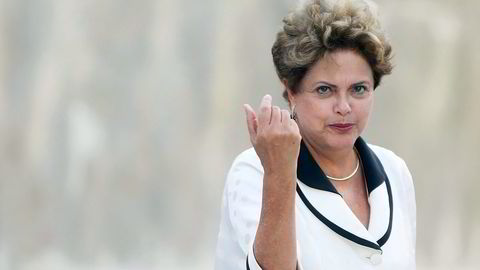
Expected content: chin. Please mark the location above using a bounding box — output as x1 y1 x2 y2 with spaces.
322 133 358 150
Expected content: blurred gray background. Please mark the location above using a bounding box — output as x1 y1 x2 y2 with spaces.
0 0 479 269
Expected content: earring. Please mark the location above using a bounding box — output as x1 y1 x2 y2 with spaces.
291 104 297 120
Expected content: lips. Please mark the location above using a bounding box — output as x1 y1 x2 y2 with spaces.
328 123 354 132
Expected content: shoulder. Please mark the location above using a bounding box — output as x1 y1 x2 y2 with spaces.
367 143 409 172
367 143 414 196
230 147 263 172
226 147 264 183
367 143 413 189
225 147 264 196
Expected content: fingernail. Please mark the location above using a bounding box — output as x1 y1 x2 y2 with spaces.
243 104 249 113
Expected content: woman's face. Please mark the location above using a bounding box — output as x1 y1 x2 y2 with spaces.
289 49 374 152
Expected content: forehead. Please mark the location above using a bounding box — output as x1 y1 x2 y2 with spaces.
302 49 374 86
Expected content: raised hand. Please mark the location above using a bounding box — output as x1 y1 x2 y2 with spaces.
244 95 301 178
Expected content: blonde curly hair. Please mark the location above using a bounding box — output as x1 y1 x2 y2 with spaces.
272 0 393 100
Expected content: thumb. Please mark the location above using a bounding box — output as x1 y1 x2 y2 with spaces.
243 104 258 143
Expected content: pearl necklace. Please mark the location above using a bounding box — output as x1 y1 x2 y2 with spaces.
325 150 360 181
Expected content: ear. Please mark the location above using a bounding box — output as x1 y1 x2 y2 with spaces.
282 79 295 108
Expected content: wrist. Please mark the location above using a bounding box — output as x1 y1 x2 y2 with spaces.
263 169 297 188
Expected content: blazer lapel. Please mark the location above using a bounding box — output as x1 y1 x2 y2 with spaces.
296 137 393 251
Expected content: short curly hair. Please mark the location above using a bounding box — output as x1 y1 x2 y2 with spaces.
272 0 393 101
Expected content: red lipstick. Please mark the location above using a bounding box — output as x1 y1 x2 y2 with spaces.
329 123 354 133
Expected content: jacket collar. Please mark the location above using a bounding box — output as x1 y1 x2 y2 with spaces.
296 137 393 251
297 137 386 195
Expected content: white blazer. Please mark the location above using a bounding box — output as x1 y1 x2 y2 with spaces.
215 137 416 270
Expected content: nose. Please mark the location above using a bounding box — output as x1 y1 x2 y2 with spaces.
334 95 352 116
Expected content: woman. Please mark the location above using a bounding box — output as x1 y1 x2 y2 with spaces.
215 0 416 269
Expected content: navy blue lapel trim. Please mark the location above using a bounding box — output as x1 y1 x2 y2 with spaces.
377 175 393 247
354 137 387 194
296 141 338 193
296 185 382 251
296 137 386 195
296 136 393 249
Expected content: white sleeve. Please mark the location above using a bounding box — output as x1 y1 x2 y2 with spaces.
246 243 263 270
226 152 264 268
247 243 304 270
224 150 303 270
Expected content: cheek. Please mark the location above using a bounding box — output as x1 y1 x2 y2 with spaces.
356 99 374 122
304 101 331 122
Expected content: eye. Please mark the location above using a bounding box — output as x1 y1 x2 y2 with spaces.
316 85 332 95
352 85 368 96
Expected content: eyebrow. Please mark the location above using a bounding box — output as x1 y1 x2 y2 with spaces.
313 80 371 88
314 81 337 88
352 81 371 86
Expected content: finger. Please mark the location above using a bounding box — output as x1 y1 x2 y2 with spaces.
289 118 301 135
244 104 258 142
244 104 258 133
281 109 290 124
257 95 272 127
271 106 281 125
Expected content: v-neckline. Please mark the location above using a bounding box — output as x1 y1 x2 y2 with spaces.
295 137 393 251
329 153 371 229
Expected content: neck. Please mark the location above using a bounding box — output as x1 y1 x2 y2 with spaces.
303 139 357 179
